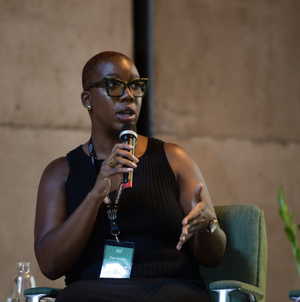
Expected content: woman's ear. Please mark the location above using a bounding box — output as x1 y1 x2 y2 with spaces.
81 91 92 111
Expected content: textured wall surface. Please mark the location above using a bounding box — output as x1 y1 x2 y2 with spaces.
153 1 300 301
1 1 300 301
0 1 132 300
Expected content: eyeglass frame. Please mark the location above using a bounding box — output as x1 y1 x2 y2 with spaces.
85 77 149 97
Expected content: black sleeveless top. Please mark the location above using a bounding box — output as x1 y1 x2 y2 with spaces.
64 138 202 285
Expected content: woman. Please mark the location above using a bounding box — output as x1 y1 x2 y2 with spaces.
34 51 226 302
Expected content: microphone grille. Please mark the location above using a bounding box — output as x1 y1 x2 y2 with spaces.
121 123 136 133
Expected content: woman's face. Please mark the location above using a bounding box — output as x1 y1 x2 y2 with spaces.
87 56 142 134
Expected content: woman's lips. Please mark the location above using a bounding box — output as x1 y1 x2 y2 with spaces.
116 108 136 121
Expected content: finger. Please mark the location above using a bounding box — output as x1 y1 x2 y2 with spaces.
106 166 134 176
106 149 138 170
181 203 208 235
193 183 203 203
176 230 192 251
114 156 138 168
116 143 139 162
113 151 139 167
176 240 183 251
99 162 133 181
176 221 190 250
114 143 135 151
107 158 116 168
182 202 202 226
109 144 138 161
176 232 186 251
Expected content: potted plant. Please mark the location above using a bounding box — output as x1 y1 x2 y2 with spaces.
278 186 300 301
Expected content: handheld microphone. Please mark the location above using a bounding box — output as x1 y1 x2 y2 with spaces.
119 123 137 189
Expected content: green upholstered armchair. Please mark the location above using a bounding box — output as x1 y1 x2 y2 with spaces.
200 204 267 302
25 204 267 302
289 290 300 302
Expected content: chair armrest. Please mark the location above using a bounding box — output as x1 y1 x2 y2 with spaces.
24 287 61 302
209 280 264 302
289 289 300 302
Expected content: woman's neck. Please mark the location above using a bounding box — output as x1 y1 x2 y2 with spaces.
85 132 147 160
89 131 120 159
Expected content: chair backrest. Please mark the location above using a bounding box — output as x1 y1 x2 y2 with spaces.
199 204 267 302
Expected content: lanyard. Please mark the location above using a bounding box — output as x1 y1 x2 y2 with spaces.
88 139 123 242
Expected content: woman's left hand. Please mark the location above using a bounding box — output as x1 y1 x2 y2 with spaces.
176 183 215 251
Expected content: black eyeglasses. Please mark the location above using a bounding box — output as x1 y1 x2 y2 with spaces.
86 78 149 97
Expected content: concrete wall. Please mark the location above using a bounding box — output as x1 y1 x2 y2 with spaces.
153 1 300 301
0 1 133 300
1 1 300 302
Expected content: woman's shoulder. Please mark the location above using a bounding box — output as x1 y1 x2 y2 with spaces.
142 136 191 161
41 157 70 184
163 141 190 160
163 141 198 177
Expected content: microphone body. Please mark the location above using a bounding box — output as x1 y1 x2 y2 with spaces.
119 123 138 189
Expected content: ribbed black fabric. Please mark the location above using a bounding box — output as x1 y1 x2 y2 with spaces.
58 138 210 302
57 278 209 302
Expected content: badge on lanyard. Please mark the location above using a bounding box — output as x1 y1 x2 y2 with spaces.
100 239 135 278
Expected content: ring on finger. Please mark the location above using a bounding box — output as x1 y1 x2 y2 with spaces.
107 158 115 167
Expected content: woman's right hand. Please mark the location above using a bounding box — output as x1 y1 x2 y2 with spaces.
92 143 139 198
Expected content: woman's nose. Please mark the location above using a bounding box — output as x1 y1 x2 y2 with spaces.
120 86 135 102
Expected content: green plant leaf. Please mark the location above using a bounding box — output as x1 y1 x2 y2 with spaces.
284 226 296 245
296 247 300 263
278 186 300 281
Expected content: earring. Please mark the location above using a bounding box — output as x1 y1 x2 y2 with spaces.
86 105 92 111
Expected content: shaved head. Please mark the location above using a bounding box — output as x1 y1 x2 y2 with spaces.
82 51 132 91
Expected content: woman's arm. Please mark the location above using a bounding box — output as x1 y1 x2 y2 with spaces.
34 144 138 280
164 143 227 267
34 157 106 279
